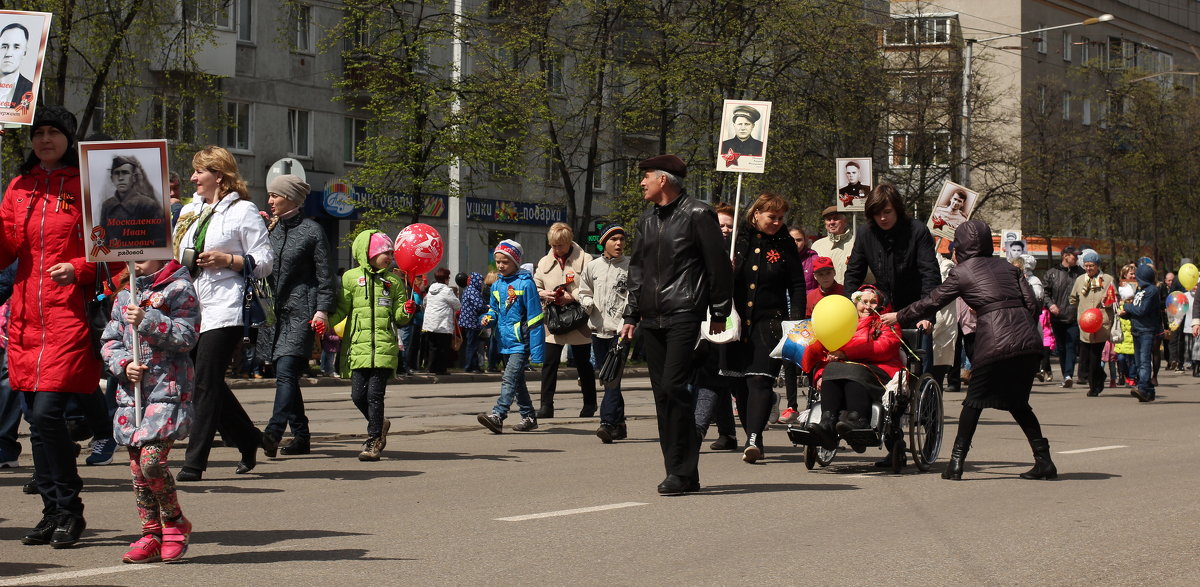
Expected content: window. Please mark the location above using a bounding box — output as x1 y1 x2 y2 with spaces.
591 164 603 191
287 109 311 157
183 0 234 29
223 101 252 151
889 132 952 167
1082 97 1091 125
1062 32 1071 61
151 96 196 143
884 17 953 46
290 4 314 53
237 0 253 42
889 133 909 167
1108 37 1125 70
1062 91 1071 120
544 148 557 183
1035 24 1046 54
545 55 564 92
344 117 368 163
345 15 371 52
1079 36 1089 63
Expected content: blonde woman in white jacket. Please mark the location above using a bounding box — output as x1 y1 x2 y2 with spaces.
578 224 630 442
174 146 275 482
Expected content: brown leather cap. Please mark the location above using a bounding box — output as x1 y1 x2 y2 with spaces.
638 154 687 178
822 205 843 217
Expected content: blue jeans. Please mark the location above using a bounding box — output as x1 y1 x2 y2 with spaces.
24 391 84 515
492 352 534 420
487 334 502 371
0 347 19 456
461 328 482 371
1051 321 1079 380
1117 353 1135 383
398 325 414 373
1134 332 1156 395
320 350 337 375
265 355 310 441
593 336 624 425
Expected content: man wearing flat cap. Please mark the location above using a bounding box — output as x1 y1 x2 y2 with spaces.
262 174 336 456
620 154 732 495
811 205 862 284
720 105 763 157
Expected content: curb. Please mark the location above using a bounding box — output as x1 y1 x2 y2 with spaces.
228 366 652 389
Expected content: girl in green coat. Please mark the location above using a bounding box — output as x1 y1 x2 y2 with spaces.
329 230 412 461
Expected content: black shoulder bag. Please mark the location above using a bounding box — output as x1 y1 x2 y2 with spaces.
241 255 276 342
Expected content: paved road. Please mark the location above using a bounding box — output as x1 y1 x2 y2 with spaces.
1 370 1198 585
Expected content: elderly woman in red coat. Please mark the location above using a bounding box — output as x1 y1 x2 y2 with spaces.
799 286 904 455
4 107 107 548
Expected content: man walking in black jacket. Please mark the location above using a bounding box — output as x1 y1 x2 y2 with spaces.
621 155 732 495
1043 247 1084 387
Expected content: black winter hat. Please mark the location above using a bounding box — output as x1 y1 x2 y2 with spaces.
30 106 78 145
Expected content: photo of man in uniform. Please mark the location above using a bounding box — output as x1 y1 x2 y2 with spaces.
837 160 871 208
98 155 170 249
719 105 763 157
0 22 32 110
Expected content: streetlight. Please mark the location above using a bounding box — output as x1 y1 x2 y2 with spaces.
959 14 1114 187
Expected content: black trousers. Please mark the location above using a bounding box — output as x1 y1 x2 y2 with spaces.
426 331 453 374
24 391 84 516
539 342 597 408
351 368 390 437
641 322 702 482
184 326 263 473
1078 341 1106 394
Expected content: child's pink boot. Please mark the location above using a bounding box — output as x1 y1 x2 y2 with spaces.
161 516 192 563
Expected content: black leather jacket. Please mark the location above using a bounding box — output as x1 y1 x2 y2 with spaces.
624 192 733 328
1043 262 1084 324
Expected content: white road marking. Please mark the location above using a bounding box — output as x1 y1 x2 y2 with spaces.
0 564 157 586
495 502 648 522
1057 445 1128 454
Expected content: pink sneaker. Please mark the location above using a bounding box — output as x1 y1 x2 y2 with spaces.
122 534 162 564
161 516 192 562
778 408 799 424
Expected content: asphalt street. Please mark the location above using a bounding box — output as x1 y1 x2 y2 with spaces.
1 369 1198 585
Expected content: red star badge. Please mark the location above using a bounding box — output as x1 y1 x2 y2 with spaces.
721 148 741 167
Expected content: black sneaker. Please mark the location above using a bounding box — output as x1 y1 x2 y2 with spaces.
596 425 615 444
612 424 628 441
49 514 86 549
21 515 56 545
512 416 538 432
709 435 737 451
1062 377 1073 389
477 413 503 434
22 475 36 494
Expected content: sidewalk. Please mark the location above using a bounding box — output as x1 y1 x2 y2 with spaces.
227 365 652 389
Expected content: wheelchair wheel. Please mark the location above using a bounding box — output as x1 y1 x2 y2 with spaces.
908 373 944 472
804 444 837 469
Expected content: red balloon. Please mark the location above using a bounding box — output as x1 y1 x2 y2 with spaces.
394 223 444 276
1079 308 1104 334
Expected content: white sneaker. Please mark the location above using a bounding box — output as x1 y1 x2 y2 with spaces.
768 392 781 424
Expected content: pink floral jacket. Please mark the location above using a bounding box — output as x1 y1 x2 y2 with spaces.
100 261 200 446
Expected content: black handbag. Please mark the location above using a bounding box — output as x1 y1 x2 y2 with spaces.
241 255 276 340
85 263 115 360
545 301 588 335
597 339 627 383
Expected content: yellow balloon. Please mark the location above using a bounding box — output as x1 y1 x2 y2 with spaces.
333 318 347 338
1179 263 1199 291
811 295 858 351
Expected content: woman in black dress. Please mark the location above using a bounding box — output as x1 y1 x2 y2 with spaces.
726 193 806 463
881 219 1057 480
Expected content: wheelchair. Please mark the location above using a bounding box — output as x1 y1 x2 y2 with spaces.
785 328 944 473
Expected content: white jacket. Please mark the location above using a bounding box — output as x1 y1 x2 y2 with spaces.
176 193 273 334
422 282 460 334
577 254 630 339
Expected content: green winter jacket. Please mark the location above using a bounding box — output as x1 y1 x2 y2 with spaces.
329 230 411 376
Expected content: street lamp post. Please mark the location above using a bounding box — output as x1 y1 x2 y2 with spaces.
959 14 1113 188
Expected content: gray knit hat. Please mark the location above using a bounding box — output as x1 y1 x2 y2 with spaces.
268 174 310 205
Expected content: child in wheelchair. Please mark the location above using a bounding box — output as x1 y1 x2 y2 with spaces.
794 286 904 453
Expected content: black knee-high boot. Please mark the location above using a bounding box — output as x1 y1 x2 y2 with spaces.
1019 438 1058 480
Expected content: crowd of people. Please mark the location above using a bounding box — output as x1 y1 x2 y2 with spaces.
0 111 1189 559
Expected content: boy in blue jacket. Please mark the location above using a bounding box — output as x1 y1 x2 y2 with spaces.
477 240 545 433
1121 263 1163 402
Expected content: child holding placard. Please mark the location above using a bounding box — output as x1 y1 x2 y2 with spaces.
101 258 199 563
